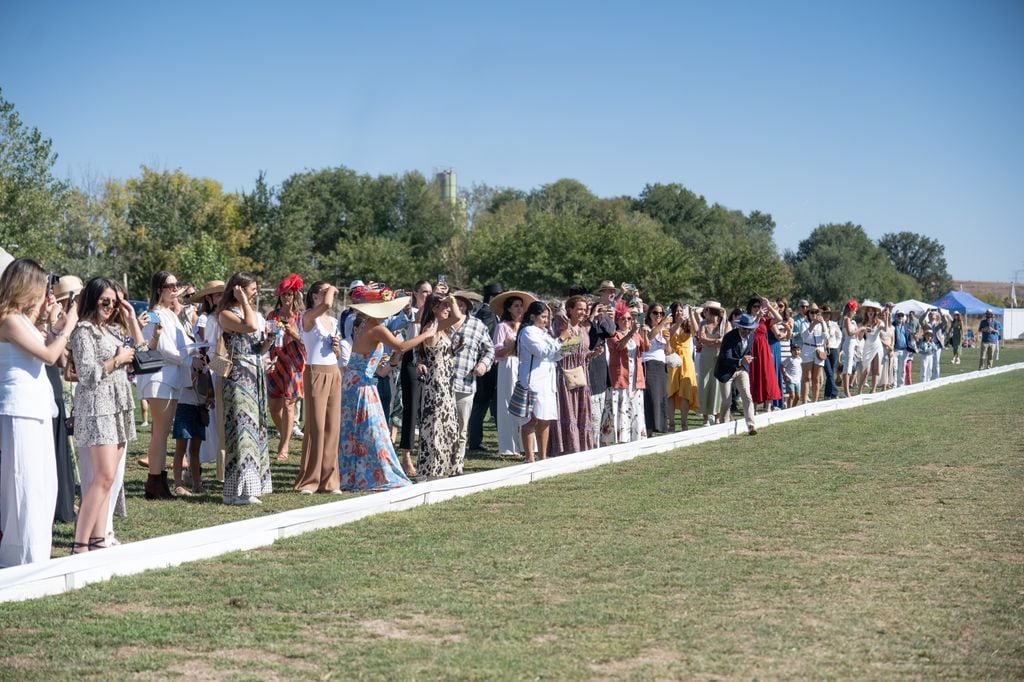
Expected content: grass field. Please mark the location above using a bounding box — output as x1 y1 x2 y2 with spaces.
2 356 1021 679
48 344 1024 554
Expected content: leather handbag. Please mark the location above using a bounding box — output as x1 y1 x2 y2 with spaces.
131 347 164 374
62 350 78 383
562 364 587 390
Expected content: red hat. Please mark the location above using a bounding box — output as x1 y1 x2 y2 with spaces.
614 300 630 319
847 299 859 311
275 274 304 296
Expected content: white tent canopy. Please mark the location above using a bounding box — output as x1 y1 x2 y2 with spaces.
0 246 14 276
892 299 949 317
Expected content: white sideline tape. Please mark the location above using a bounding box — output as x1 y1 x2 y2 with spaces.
2 362 1021 603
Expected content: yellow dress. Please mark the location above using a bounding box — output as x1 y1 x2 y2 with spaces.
666 327 698 409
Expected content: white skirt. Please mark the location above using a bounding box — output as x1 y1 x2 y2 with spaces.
0 415 57 567
495 356 523 455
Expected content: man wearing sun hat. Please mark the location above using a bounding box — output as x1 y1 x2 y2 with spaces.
714 312 760 435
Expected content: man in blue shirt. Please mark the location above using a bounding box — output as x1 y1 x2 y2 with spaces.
892 311 913 387
978 310 1001 370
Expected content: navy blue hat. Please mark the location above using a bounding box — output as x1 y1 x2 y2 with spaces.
735 313 758 330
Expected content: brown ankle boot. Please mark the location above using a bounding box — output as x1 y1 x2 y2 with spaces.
158 471 174 499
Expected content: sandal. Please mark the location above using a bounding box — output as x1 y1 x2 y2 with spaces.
88 536 109 550
72 541 91 555
174 485 193 497
276 451 289 462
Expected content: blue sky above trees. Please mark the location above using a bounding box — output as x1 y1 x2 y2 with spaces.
1 0 1021 281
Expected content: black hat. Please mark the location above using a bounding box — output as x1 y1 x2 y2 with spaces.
483 283 504 302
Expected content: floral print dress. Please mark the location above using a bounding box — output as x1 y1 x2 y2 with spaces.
338 343 412 491
222 311 271 502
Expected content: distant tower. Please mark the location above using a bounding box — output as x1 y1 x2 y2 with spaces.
436 168 458 206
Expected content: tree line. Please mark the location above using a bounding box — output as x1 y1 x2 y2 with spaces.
1 89 953 309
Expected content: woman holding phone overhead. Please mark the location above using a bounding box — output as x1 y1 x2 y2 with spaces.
339 284 436 491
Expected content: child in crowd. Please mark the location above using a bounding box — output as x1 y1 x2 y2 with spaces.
782 345 802 408
171 358 209 495
918 329 938 384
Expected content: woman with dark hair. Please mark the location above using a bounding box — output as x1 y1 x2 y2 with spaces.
745 296 783 410
490 290 536 457
294 281 342 494
69 277 145 552
839 300 860 397
516 300 571 462
137 270 191 499
193 280 225 474
339 286 436 491
948 312 964 365
267 274 306 462
601 300 650 444
217 272 272 505
641 303 671 434
767 300 792 411
0 258 77 566
695 301 729 426
665 302 698 430
549 294 593 455
416 293 463 477
397 280 432 476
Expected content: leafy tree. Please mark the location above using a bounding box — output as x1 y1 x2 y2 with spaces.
526 179 597 216
878 231 952 301
633 183 709 246
52 183 115 279
786 222 921 309
0 89 67 264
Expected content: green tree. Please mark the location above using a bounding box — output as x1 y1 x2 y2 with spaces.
0 88 67 264
878 231 953 301
786 223 921 309
52 183 115 279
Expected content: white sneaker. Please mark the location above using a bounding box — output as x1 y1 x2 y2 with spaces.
299 489 314 495
291 425 304 438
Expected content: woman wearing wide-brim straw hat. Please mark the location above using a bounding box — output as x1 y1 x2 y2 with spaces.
489 290 537 456
52 275 84 303
694 300 730 426
856 299 887 394
338 285 437 491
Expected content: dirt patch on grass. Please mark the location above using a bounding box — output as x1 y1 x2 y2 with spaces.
356 614 465 645
93 602 189 616
588 647 684 677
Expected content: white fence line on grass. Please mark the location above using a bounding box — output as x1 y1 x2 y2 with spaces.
1 362 1021 603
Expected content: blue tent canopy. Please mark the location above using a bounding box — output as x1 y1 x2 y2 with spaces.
933 290 1003 316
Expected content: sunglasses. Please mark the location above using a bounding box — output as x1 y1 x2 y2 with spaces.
650 310 664 316
162 282 180 290
98 298 116 309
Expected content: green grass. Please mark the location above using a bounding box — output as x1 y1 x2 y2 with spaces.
3 360 1021 679
47 343 1024 554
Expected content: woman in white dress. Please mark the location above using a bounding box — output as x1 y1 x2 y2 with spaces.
856 300 887 394
839 300 860 397
490 290 536 457
516 301 572 462
137 270 191 499
0 258 77 566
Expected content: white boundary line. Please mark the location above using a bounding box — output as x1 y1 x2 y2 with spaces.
1 362 1021 603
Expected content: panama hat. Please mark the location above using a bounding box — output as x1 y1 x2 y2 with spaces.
860 299 882 311
196 280 226 300
594 280 617 294
489 290 538 316
701 300 724 314
53 275 84 302
348 285 409 319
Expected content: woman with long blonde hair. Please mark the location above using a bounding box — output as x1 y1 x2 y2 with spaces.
0 258 77 566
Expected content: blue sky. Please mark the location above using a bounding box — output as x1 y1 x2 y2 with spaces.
2 1 1022 283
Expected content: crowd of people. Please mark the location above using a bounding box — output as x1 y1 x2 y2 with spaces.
0 257 1007 568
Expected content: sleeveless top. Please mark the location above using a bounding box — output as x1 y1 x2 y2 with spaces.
0 315 58 420
302 316 339 366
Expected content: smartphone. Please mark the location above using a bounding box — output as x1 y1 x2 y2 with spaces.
438 274 447 285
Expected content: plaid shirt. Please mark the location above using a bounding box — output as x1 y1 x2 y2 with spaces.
451 316 495 394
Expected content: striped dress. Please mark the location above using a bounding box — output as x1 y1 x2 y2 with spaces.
266 309 305 400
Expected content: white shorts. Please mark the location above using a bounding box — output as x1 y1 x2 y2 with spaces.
136 374 181 401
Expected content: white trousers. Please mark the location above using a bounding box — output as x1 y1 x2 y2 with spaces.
454 391 474 473
920 353 935 384
590 390 608 447
78 443 126 534
0 415 57 567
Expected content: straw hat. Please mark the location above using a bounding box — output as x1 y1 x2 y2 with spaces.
348 285 409 319
860 299 882 311
196 280 226 299
489 290 538 316
594 280 616 294
53 275 84 302
701 300 724 314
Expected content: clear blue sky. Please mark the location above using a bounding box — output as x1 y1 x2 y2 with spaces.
2 1 1022 283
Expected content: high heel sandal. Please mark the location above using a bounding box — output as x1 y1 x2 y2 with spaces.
89 537 109 551
72 541 91 555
